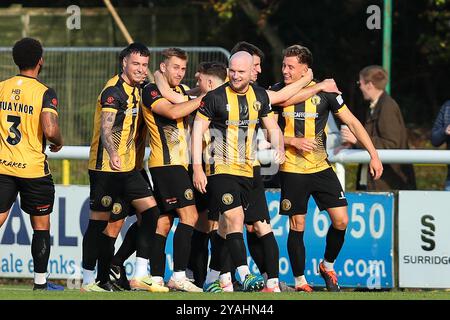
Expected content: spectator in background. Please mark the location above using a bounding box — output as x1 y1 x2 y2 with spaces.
431 100 450 191
341 65 416 191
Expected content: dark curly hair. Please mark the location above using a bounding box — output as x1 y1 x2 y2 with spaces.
12 37 43 71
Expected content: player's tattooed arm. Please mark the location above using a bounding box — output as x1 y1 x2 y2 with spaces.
101 111 121 170
41 111 63 152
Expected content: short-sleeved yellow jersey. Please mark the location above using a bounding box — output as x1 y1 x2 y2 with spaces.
88 75 141 172
0 75 58 178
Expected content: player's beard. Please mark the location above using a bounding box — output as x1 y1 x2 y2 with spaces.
37 63 43 75
169 76 182 88
230 80 249 93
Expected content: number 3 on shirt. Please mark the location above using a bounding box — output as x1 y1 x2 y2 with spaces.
6 115 22 145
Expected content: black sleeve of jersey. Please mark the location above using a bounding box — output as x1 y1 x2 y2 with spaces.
100 86 122 111
141 83 164 109
269 82 284 92
272 106 282 114
42 87 58 112
268 82 283 114
140 79 150 88
198 92 216 120
324 92 346 113
253 85 271 117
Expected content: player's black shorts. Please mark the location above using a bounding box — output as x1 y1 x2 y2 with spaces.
150 165 196 214
107 198 131 222
279 167 348 216
207 174 252 215
0 174 54 216
89 169 153 212
208 209 220 222
109 169 151 222
245 166 270 224
188 164 209 213
193 186 209 215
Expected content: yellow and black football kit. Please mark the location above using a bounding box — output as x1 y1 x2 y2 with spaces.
272 81 348 215
198 83 272 177
0 75 58 215
141 83 190 169
141 83 195 213
109 109 152 222
245 165 271 224
197 82 272 213
0 75 57 178
207 166 270 223
88 75 152 212
242 128 273 224
134 108 149 171
89 75 140 172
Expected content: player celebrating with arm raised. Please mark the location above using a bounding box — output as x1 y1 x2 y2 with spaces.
272 45 383 292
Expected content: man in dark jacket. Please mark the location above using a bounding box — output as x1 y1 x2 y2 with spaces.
431 100 450 190
341 65 416 191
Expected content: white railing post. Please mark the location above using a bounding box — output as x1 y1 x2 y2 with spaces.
46 147 450 191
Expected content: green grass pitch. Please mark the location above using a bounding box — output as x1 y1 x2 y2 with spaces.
0 285 449 300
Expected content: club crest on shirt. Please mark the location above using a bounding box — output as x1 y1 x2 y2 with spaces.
222 193 234 205
51 98 58 108
106 96 115 105
311 95 321 106
281 199 292 211
101 196 112 208
253 100 262 111
184 188 194 200
112 202 122 215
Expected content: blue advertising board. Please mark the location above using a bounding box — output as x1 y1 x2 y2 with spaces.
263 190 394 288
0 186 393 289
160 191 394 289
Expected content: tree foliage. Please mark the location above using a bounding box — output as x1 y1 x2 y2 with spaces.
1 0 449 126
418 0 450 64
